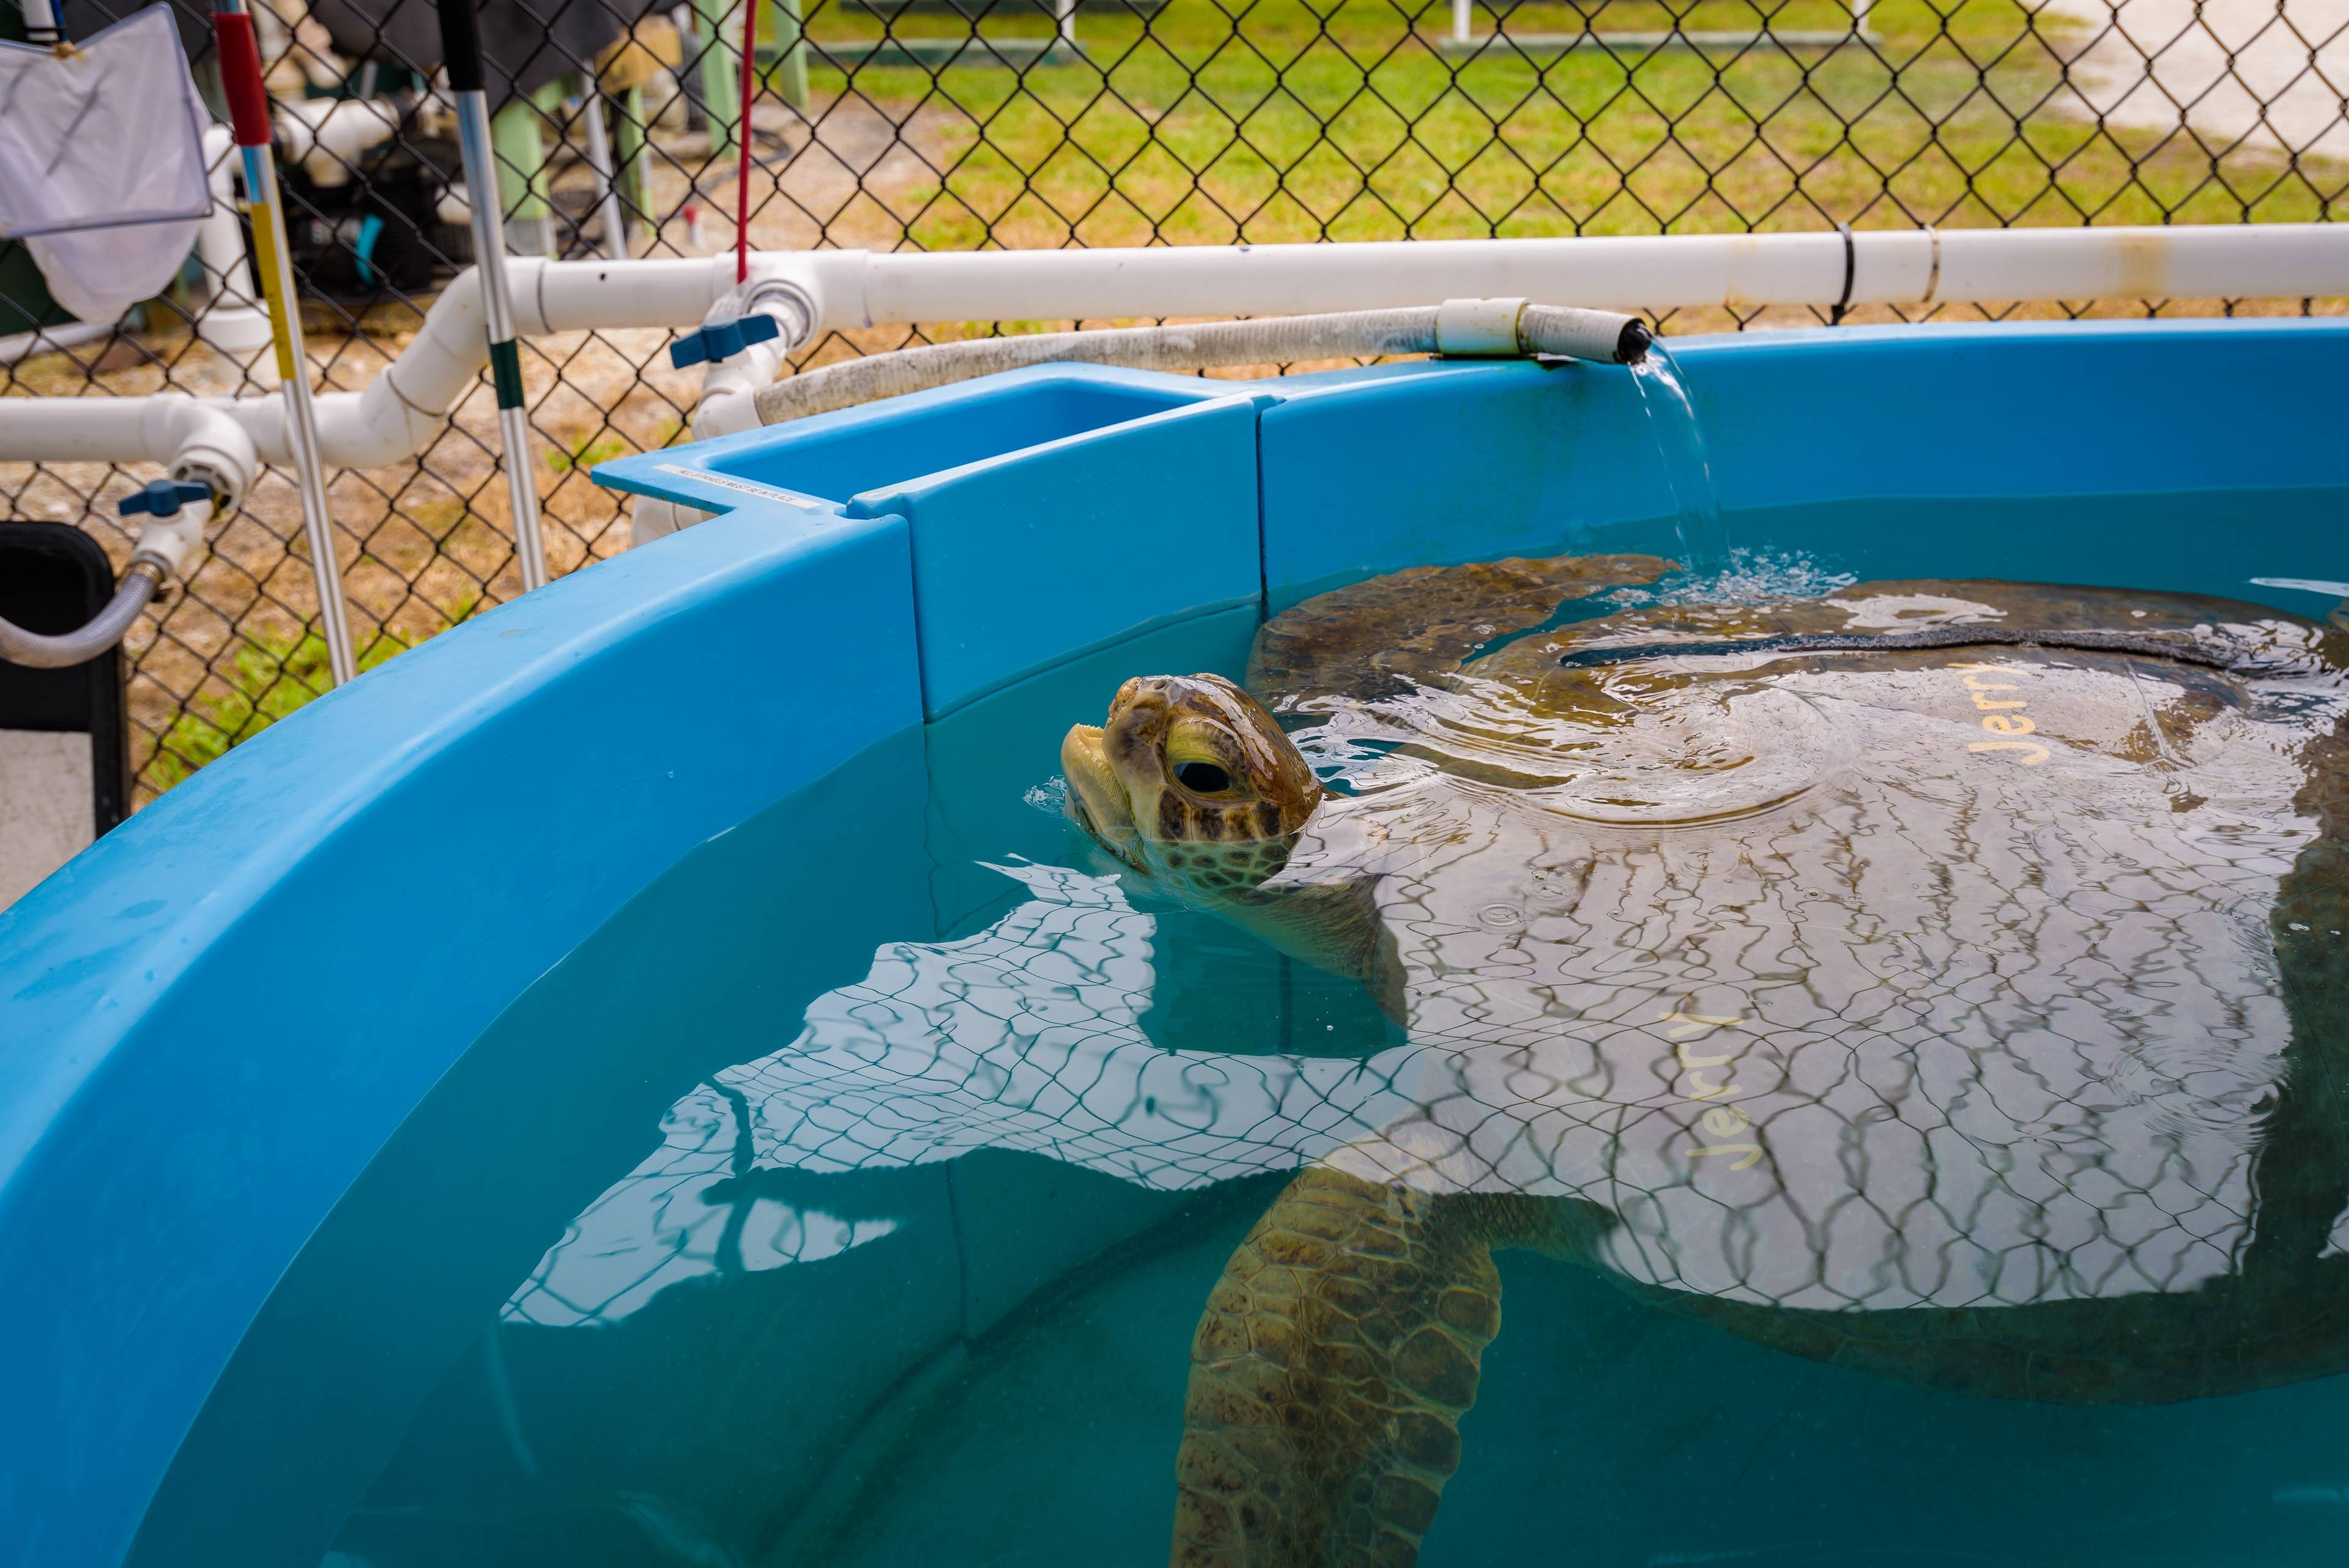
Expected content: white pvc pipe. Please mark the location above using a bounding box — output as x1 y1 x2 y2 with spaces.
0 319 116 365
195 123 277 385
274 97 403 190
4 226 2341 485
837 225 2349 328
0 257 734 474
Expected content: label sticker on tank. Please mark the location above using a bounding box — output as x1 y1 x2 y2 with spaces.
650 464 829 511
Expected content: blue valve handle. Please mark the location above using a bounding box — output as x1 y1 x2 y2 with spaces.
117 480 213 519
670 313 781 370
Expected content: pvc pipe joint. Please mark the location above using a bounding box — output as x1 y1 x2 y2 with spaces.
681 270 823 442
1434 296 1527 355
117 486 215 582
670 313 780 370
1433 297 1652 365
0 488 198 667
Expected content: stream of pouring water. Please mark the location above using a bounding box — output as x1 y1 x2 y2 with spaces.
1629 343 1730 573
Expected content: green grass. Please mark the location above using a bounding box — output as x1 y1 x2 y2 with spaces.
142 622 431 795
786 0 2341 257
546 432 633 474
138 0 2342 797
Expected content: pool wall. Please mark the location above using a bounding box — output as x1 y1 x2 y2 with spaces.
2 318 2345 1567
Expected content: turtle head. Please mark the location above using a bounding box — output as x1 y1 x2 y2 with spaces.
1061 673 1323 894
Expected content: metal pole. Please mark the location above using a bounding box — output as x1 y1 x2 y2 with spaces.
437 0 552 592
736 0 756 286
210 1 357 685
579 90 629 262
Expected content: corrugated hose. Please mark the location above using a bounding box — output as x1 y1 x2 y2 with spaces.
752 301 1652 426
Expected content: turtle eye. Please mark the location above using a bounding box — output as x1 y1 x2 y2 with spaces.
1175 760 1233 794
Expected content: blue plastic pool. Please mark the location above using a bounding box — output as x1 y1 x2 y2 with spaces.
5 319 2348 1568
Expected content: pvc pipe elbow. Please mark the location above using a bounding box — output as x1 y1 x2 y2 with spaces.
277 97 401 189
132 399 258 511
347 261 510 465
681 269 823 440
320 386 431 469
749 250 862 335
691 384 762 439
735 266 820 352
629 494 713 547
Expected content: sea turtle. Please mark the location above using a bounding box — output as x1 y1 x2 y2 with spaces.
1058 555 2349 1568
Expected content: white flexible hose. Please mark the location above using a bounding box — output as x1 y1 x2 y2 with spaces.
751 302 1649 426
0 566 160 669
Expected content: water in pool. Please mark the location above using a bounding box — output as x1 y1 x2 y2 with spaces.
139 540 2349 1568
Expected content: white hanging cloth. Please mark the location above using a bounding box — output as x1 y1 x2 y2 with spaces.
0 6 212 325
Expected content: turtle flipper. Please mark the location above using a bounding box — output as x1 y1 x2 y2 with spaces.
1170 1170 1596 1567
1171 1168 1493 1567
2244 715 2349 1282
1226 877 1408 1027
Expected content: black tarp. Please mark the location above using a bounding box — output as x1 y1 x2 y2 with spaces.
59 0 661 111
308 0 666 106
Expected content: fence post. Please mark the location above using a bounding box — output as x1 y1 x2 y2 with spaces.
489 94 555 256
693 0 743 158
614 86 649 231
770 0 808 113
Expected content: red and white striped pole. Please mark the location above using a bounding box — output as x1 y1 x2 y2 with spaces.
210 0 357 684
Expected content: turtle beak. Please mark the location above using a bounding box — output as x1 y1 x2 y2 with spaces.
1061 723 1140 861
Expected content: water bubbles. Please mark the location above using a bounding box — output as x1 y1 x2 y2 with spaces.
1592 547 1859 615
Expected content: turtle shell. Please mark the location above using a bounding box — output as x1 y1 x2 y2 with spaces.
1245 565 2349 1325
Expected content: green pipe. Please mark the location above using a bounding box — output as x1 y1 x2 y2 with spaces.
768 0 807 113
691 0 740 158
614 86 648 231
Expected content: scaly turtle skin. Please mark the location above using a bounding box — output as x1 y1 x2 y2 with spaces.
1061 558 2349 1568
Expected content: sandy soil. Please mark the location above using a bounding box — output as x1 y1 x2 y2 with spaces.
2044 0 2349 162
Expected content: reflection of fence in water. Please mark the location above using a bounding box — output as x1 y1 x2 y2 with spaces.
513 638 2342 1332
505 1077 900 1328
5 0 2347 801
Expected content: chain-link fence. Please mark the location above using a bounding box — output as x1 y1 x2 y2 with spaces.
2 0 2345 803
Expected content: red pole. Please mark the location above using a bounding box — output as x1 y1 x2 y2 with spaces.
737 0 757 284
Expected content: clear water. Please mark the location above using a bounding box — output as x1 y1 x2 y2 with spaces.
130 511 2349 1568
1629 344 1730 574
